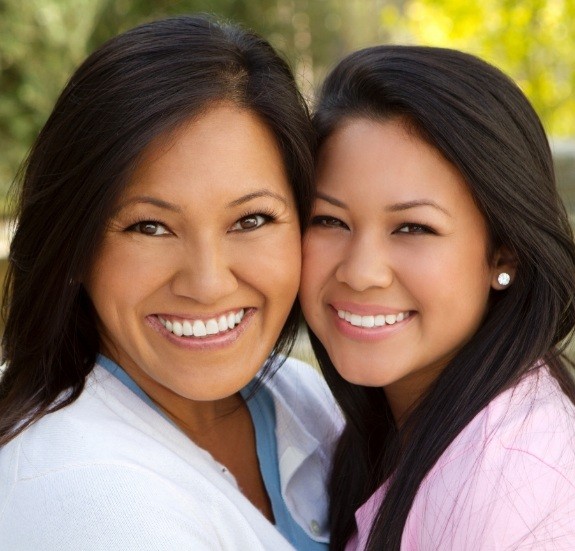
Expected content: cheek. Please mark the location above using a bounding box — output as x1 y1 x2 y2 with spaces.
408 238 491 290
86 269 127 336
414 244 493 335
86 242 161 322
299 236 329 325
277 230 302 285
85 252 114 311
244 228 302 305
270 258 301 302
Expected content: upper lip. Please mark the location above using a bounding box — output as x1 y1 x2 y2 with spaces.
330 301 412 316
154 307 248 323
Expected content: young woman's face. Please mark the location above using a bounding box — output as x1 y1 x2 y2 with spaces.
86 104 301 403
300 117 508 417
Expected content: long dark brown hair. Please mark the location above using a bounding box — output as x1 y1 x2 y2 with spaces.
310 45 575 550
0 15 315 445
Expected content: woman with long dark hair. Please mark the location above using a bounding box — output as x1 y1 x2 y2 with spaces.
300 46 575 550
0 15 340 550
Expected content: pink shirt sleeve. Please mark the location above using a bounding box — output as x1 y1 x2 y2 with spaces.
403 447 575 550
347 370 575 551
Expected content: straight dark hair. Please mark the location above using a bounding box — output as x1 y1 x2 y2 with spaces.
310 45 575 550
0 15 315 445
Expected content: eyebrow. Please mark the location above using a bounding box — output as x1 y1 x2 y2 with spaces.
316 192 451 217
227 190 289 208
385 200 452 217
115 189 289 215
316 192 347 209
114 196 183 215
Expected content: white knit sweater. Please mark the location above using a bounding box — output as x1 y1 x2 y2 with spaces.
0 357 342 550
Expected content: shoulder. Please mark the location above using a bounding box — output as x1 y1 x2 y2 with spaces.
267 356 328 395
0 461 292 550
0 364 223 498
485 367 575 466
405 367 575 549
0 366 157 475
262 357 342 543
264 356 343 436
434 366 575 470
0 366 294 550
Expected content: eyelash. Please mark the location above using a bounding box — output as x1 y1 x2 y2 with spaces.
395 223 436 235
125 219 170 236
311 216 436 235
311 215 348 229
123 207 280 236
230 208 280 232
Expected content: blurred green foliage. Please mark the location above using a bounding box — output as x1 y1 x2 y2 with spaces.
388 0 575 137
1 0 574 207
0 0 359 200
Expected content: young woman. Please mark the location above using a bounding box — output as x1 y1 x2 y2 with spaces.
300 46 575 550
0 15 341 550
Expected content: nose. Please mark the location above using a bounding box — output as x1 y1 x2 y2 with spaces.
170 239 239 305
335 233 394 292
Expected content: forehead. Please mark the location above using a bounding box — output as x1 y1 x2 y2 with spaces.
118 104 291 204
316 117 476 211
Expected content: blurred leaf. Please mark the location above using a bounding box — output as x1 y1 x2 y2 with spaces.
391 0 575 137
1 0 573 207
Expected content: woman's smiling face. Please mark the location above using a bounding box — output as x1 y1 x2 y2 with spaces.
85 104 301 405
300 117 507 417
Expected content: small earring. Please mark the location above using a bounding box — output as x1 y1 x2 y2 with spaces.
497 272 511 286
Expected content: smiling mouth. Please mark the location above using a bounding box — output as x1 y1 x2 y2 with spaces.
158 309 245 338
336 309 412 328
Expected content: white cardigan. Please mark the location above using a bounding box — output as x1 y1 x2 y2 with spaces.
0 358 342 550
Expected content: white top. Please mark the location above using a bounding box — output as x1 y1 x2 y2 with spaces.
348 366 575 550
0 357 342 550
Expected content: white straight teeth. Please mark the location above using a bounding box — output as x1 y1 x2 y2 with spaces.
159 309 245 338
337 309 410 328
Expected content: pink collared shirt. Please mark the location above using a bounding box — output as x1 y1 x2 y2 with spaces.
347 367 575 550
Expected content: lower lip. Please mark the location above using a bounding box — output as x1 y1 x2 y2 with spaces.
331 307 414 342
147 309 255 350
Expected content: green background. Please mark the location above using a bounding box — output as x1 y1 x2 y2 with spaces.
1 0 574 209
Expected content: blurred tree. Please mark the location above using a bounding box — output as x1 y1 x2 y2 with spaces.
1 0 573 205
381 0 575 137
0 0 108 197
0 0 344 201
309 0 394 90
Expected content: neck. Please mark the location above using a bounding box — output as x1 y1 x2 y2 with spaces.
155 391 246 439
384 363 445 424
121 363 246 435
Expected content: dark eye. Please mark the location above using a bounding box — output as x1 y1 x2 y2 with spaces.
395 223 434 234
230 214 271 232
311 216 348 229
128 221 170 236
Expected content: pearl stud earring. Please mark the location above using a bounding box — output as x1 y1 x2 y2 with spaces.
497 272 511 286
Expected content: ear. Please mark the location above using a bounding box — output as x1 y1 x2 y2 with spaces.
490 246 517 291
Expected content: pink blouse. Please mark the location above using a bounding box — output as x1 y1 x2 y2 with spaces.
347 367 575 550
